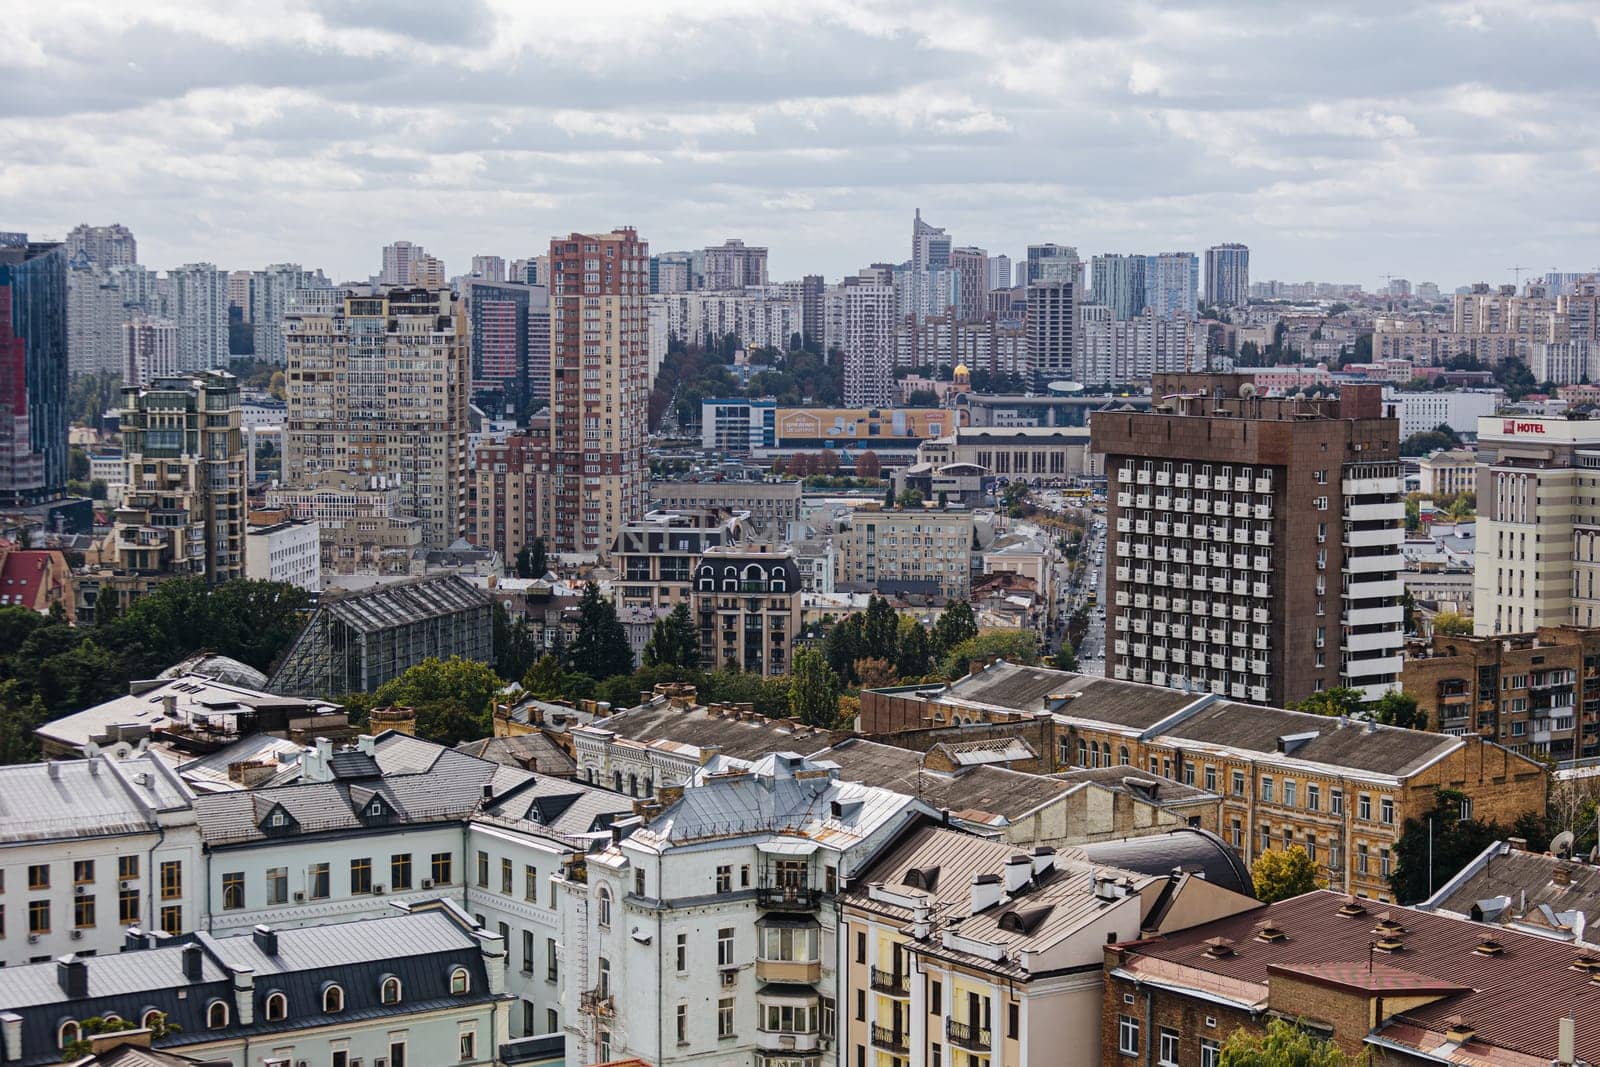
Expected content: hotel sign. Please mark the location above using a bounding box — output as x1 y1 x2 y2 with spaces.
1501 420 1546 435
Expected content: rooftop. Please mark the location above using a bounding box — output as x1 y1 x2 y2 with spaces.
314 573 492 634
456 734 578 777
812 738 1071 827
1424 840 1600 945
580 697 845 762
0 755 192 844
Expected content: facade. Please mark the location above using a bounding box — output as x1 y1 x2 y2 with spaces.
267 574 493 696
265 471 423 580
1203 243 1250 308
1532 338 1596 384
700 401 958 457
691 545 801 677
1078 307 1205 387
1025 280 1076 385
544 228 650 557
1417 448 1477 497
609 510 736 610
0 543 74 619
1402 625 1600 761
651 288 801 351
64 223 137 269
1145 252 1200 320
1472 415 1600 635
164 263 230 372
1023 244 1082 287
284 287 471 549
468 280 549 410
470 254 506 283
554 752 933 1067
249 264 329 365
862 661 1548 902
836 505 974 600
826 269 899 408
1103 890 1600 1067
0 234 68 507
101 371 246 584
0 754 203 966
121 315 178 388
917 426 1101 485
1381 387 1502 436
243 509 322 592
470 434 545 567
649 480 801 538
701 238 768 291
950 246 988 322
1093 374 1404 706
1090 254 1147 320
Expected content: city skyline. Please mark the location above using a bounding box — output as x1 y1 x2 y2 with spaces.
5 2 1599 288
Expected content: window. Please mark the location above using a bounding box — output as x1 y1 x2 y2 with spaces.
223 872 244 910
263 867 287 906
1204 765 1217 791
74 896 95 929
1380 848 1392 878
718 927 735 966
477 851 489 888
1260 824 1272 853
120 888 140 923
1283 780 1297 808
1261 777 1274 803
207 1001 229 1029
391 853 412 891
1231 771 1245 796
1460 796 1473 820
29 900 49 934
1158 1028 1179 1066
1307 784 1320 812
1357 843 1370 875
28 864 49 890
323 984 344 1013
350 858 372 895
1331 789 1344 816
635 867 647 897
160 905 181 934
391 1036 409 1067
596 885 612 927
502 858 513 895
677 1003 689 1045
547 938 558 982
118 855 138 880
432 852 453 886
1119 1015 1140 1056
1358 794 1372 821
716 865 732 893
74 859 95 884
1201 1038 1221 1067
450 967 471 995
160 861 182 900
856 930 866 963
1008 1002 1020 1039
822 996 836 1038
1119 744 1130 766
58 1021 81 1050
333 1051 348 1067
1380 797 1395 825
525 865 539 902
675 933 688 972
265 992 287 1020
929 978 942 1012
309 863 330 899
856 989 866 1021
382 977 402 1004
718 997 736 1038
598 1029 610 1064
459 1029 477 1062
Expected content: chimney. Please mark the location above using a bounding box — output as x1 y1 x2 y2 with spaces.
161 693 177 717
1555 864 1574 888
1003 853 1032 894
970 873 1003 914
1 1011 22 1063
252 925 278 955
1506 837 1528 852
356 734 376 756
301 738 334 783
479 930 507 996
56 955 88 999
1560 1015 1576 1066
912 903 933 941
182 943 203 981
481 783 494 803
232 966 255 1026
46 761 60 780
1030 846 1056 878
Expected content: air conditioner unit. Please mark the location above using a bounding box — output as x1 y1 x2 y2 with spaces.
720 969 737 987
372 885 385 895
120 880 131 890
75 885 87 896
27 934 38 944
293 891 305 902
71 930 83 940
421 879 433 890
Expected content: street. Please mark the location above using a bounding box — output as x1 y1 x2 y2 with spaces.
1035 487 1108 677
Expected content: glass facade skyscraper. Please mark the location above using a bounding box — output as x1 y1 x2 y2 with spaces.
0 233 68 507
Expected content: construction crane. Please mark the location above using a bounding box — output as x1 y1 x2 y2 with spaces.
1508 265 1532 286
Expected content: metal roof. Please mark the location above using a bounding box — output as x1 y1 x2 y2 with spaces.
320 574 491 634
0 756 191 844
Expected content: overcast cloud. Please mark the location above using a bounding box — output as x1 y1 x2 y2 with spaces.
3 0 1598 287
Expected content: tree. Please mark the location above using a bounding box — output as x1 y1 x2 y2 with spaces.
567 582 636 682
520 654 568 701
1372 690 1425 730
883 484 896 508
823 614 865 684
1219 1019 1349 1067
1291 686 1365 718
855 451 881 479
896 488 924 508
861 596 900 662
789 648 842 727
1432 611 1473 636
492 604 541 684
1251 846 1323 903
1391 788 1508 904
643 603 699 669
374 656 504 745
1052 641 1078 672
931 600 979 658
852 657 897 690
937 630 1040 680
907 388 940 407
1000 481 1031 518
893 617 932 679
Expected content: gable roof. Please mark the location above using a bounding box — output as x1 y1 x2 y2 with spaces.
583 700 845 762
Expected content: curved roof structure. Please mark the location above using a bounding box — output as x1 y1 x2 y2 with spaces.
1079 826 1253 897
159 652 269 690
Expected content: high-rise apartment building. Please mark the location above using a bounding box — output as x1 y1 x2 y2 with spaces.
63 223 137 269
470 433 545 566
468 280 550 412
950 245 988 322
121 315 178 387
227 269 252 323
106 370 245 582
1472 416 1600 634
692 545 801 676
250 264 329 365
912 209 952 270
66 261 142 378
165 262 230 371
380 240 423 286
988 254 1012 292
1204 243 1250 307
701 239 768 290
1078 307 1204 387
1025 280 1077 385
825 268 898 407
0 234 67 507
1092 374 1403 706
470 254 506 283
1025 243 1082 286
545 228 650 556
1146 252 1199 319
650 288 801 351
651 251 694 293
777 275 826 350
284 287 470 549
411 253 446 288
1090 253 1148 320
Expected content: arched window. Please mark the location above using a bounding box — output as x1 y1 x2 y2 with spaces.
596 885 612 928
58 1021 81 1050
644 778 654 798
450 967 471 995
207 1001 229 1029
322 984 344 1013
1076 739 1088 766
141 1009 165 1031
380 977 402 1005
264 993 288 1021
613 771 623 792
1100 742 1112 766
1090 743 1101 768
627 773 638 797
1118 745 1130 766
101 1015 121 1025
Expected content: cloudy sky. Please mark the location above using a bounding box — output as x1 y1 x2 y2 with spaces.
4 0 1598 288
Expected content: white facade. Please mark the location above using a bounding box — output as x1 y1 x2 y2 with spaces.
1079 308 1204 386
165 262 231 372
1532 338 1597 386
826 273 899 408
651 289 801 351
1204 243 1250 307
251 263 330 365
121 315 178 388
244 517 322 591
1382 388 1504 436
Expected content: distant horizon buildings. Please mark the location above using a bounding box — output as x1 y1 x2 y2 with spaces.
1204 242 1250 307
0 233 68 507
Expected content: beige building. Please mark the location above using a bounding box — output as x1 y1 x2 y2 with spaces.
283 287 470 549
648 479 801 539
265 471 424 579
610 509 738 611
1417 447 1476 497
1473 415 1600 634
544 228 650 556
470 433 544 567
837 505 975 600
98 370 245 584
692 544 801 676
917 426 1100 484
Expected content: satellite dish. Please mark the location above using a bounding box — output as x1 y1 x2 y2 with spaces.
1238 382 1258 399
1551 830 1576 858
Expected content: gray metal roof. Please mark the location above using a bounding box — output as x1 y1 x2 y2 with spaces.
813 739 1072 824
0 756 191 844
1078 827 1253 896
36 675 337 752
321 574 491 634
589 700 845 761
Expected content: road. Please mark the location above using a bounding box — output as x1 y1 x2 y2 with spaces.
1034 489 1108 676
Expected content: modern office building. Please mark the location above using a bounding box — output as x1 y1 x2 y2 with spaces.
164 263 230 372
1204 242 1250 307
836 505 975 600
988 254 1012 292
1024 243 1082 286
1090 253 1147 320
692 544 801 676
544 228 650 557
1092 373 1404 706
284 287 470 549
701 238 768 290
121 315 178 388
0 233 68 507
1025 280 1077 385
1472 415 1600 635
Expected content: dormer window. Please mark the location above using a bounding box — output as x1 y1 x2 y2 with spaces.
323 984 344 1013
368 800 383 816
207 1000 229 1029
450 967 471 995
270 812 285 827
264 993 288 1021
381 976 402 1004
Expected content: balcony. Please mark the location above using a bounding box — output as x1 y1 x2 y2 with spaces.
871 1025 910 1054
947 1019 992 1052
756 958 822 984
580 989 615 1017
756 1030 822 1054
757 885 821 910
1194 474 1211 490
869 967 909 997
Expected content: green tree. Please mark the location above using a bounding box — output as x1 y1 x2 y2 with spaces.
69 446 90 481
1432 611 1473 636
1291 686 1365 718
893 617 932 679
823 614 865 684
1391 788 1509 904
643 603 699 669
931 600 978 658
883 484 896 508
896 488 925 508
374 657 504 745
1251 846 1323 903
1372 690 1425 730
0 678 51 765
1219 1018 1349 1067
492 604 541 684
567 582 636 682
937 630 1040 680
1000 481 1031 518
521 654 573 702
861 596 900 662
789 648 842 727
1052 641 1078 671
